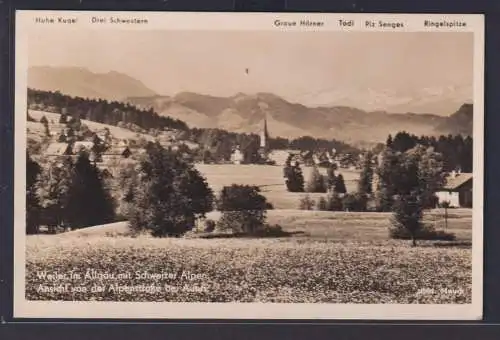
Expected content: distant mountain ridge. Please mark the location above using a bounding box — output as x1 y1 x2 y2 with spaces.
298 85 472 115
127 92 473 144
28 66 157 101
27 66 472 144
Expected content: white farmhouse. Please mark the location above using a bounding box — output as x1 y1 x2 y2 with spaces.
435 171 473 208
230 145 244 165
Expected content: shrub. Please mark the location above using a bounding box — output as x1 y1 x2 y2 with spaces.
204 219 216 233
316 196 328 211
217 185 268 235
389 224 456 241
299 195 315 210
327 192 343 211
255 224 288 237
265 202 275 210
342 193 368 212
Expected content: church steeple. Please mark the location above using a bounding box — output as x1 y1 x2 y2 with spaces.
260 114 269 149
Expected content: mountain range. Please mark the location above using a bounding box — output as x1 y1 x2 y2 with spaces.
28 66 157 101
127 92 472 144
28 66 473 144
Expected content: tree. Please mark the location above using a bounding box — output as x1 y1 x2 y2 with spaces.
392 131 417 153
40 115 50 137
40 115 49 125
326 166 336 191
115 161 141 218
388 145 446 245
242 137 262 164
217 185 268 234
57 133 67 143
306 166 327 193
316 196 328 211
26 152 42 234
390 192 423 246
358 152 374 195
284 156 304 192
374 187 393 212
59 113 68 124
66 128 76 143
91 134 106 163
342 192 368 212
202 149 213 163
333 174 347 194
410 145 446 208
374 146 400 211
37 157 74 232
299 195 315 210
126 143 214 237
27 138 42 155
65 152 116 229
386 134 393 148
327 192 343 211
67 115 82 131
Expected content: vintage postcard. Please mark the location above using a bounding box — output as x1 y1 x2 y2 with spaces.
14 11 484 319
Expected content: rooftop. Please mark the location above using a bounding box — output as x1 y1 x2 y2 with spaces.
441 172 473 190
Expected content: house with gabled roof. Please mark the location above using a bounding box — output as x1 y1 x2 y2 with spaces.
73 141 94 154
435 171 473 208
45 142 72 157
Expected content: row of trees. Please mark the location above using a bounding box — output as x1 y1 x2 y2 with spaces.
387 131 473 172
299 192 367 212
28 89 189 132
283 154 346 194
26 151 116 234
188 128 360 164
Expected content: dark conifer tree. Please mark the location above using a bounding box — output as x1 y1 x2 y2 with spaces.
65 152 115 228
26 152 41 234
358 152 374 195
334 174 347 194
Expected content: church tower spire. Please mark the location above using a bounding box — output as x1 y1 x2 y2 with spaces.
260 113 269 149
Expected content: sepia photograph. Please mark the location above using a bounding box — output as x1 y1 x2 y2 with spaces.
14 11 484 319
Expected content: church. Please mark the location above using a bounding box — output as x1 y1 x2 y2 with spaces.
230 115 270 165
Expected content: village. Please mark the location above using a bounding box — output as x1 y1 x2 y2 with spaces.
28 108 472 210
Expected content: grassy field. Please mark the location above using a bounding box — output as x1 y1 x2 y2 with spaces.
195 164 361 209
26 209 472 303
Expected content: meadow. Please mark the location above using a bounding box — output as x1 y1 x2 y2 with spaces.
195 164 361 209
25 208 472 303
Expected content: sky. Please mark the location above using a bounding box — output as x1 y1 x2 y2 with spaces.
27 29 473 110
